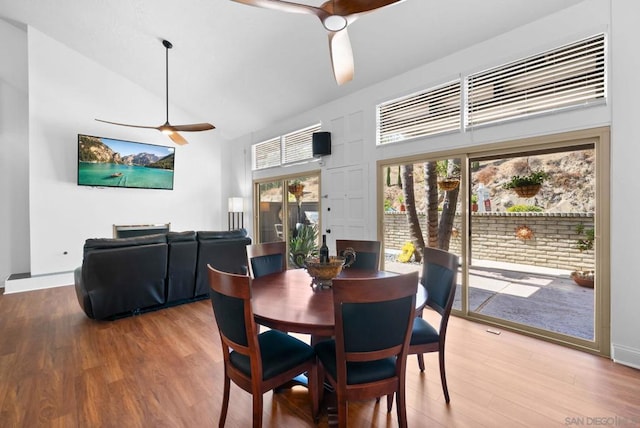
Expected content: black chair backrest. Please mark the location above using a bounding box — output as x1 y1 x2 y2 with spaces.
207 265 257 353
332 271 418 361
250 254 285 278
421 247 459 316
336 239 381 270
246 241 287 278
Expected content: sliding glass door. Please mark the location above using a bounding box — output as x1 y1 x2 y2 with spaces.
379 128 609 356
255 174 321 265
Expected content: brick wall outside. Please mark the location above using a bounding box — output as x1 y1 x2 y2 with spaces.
384 212 595 271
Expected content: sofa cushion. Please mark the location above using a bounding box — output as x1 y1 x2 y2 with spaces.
167 231 197 243
167 232 198 302
197 229 248 240
84 234 167 256
194 230 251 297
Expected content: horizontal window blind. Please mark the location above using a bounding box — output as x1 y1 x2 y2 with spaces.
377 80 461 145
253 137 281 170
283 124 321 164
253 123 321 170
467 34 605 127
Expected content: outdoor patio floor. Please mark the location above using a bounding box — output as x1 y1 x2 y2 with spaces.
385 257 595 341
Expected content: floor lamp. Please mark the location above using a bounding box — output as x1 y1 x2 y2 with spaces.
228 197 244 230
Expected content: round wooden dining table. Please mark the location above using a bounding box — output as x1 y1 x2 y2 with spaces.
251 268 427 342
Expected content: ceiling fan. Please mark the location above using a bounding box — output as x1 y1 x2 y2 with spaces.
231 0 405 85
96 40 215 146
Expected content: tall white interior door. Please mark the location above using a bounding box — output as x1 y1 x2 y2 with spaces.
322 164 370 254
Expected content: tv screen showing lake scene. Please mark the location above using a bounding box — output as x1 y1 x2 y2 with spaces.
78 134 175 190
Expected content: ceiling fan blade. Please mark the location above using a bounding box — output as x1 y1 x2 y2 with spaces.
168 132 189 146
172 123 216 132
330 0 405 16
232 0 325 18
328 29 354 85
95 119 158 130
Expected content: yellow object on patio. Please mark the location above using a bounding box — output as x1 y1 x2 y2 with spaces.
397 241 415 263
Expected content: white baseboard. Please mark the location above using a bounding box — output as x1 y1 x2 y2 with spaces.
3 271 74 294
612 344 640 370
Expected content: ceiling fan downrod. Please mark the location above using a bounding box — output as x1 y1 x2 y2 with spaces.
162 40 172 131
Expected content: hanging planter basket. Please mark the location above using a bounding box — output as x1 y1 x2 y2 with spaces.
288 183 304 198
438 179 460 191
513 184 541 198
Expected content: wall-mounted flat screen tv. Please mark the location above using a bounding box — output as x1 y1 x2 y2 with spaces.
77 134 175 190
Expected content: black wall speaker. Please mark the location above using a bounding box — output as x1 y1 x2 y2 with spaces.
312 132 331 157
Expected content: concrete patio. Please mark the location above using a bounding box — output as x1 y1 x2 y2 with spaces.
385 257 594 341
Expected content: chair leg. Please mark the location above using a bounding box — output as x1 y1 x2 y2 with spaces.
417 353 425 372
396 386 408 428
386 393 394 413
252 392 263 428
336 392 348 428
439 350 450 403
219 375 230 428
308 363 320 422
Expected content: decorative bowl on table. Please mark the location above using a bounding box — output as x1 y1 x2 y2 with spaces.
293 256 345 289
293 248 355 289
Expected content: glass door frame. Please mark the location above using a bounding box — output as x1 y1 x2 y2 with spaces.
377 126 610 356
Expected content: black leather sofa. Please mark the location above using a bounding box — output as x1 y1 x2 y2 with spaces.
74 229 251 320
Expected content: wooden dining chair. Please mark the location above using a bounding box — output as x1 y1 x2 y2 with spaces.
408 246 459 403
207 265 319 427
314 271 418 428
246 241 287 278
335 239 381 270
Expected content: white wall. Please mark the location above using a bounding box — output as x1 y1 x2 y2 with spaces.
0 19 30 283
610 0 640 369
24 27 225 276
229 0 640 368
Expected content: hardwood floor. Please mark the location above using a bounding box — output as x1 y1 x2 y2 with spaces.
1 285 639 427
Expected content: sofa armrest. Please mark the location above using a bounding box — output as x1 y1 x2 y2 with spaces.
82 243 168 319
74 266 94 319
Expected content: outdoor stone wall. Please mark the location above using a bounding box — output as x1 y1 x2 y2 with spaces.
384 212 595 271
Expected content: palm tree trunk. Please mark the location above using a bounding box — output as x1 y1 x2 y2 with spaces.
437 159 461 250
401 164 425 262
424 161 439 248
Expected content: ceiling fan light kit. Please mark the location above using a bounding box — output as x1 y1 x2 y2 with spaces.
323 15 347 32
231 0 405 85
95 39 215 145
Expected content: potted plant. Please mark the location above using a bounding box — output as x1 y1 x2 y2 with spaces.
502 170 549 198
571 224 595 288
471 194 478 212
397 194 406 212
289 223 319 266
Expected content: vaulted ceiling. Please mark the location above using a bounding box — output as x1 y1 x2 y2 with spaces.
0 0 585 140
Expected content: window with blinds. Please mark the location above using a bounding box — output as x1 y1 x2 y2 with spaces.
467 34 605 127
252 123 321 170
253 137 280 170
377 80 461 145
283 124 321 164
